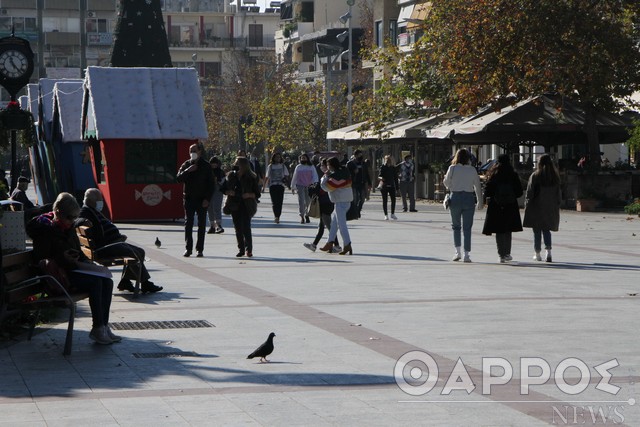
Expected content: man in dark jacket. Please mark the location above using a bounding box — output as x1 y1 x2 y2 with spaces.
176 142 214 257
346 149 372 218
79 188 162 294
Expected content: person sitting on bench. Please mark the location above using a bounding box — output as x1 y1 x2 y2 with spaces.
79 188 163 294
26 192 120 345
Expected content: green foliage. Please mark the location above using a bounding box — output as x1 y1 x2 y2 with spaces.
626 119 640 152
365 0 640 133
624 198 640 215
0 106 37 152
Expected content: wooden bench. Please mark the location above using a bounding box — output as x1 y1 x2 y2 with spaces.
76 226 142 295
0 250 89 356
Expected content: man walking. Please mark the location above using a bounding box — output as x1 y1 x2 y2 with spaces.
177 142 214 257
398 154 417 212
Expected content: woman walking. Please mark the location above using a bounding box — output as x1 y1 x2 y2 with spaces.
222 157 261 257
482 154 524 263
522 154 561 262
303 158 340 253
319 157 353 255
443 149 483 262
378 155 398 220
291 153 318 224
263 152 289 224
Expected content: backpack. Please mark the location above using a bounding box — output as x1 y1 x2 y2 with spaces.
492 182 517 206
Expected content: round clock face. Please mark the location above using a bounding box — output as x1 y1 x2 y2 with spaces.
0 49 29 79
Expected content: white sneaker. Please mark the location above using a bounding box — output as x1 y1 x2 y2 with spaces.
533 252 542 261
303 243 317 252
452 253 461 261
390 214 398 220
463 254 471 263
384 215 389 220
499 257 507 263
503 255 513 262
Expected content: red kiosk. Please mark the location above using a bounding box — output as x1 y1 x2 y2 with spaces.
81 66 208 221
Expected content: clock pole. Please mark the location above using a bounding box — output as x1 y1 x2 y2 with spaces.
0 34 35 193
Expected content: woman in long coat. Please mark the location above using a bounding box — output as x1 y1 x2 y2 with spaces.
482 154 523 263
222 157 261 257
522 154 562 262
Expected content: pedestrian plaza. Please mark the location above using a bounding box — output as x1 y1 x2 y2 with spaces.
1 192 639 426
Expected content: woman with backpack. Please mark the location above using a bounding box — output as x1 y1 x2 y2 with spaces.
482 154 523 263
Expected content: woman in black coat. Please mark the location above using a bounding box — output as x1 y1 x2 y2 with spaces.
378 155 399 220
222 157 261 257
482 154 523 263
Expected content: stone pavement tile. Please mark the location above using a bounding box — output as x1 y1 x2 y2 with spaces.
100 397 190 426
36 399 117 426
0 402 43 424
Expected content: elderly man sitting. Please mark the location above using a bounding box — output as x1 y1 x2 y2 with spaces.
79 188 163 294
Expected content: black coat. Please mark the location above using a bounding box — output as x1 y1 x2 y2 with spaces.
482 171 523 235
176 157 214 203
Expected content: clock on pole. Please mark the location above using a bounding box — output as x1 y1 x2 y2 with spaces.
0 34 35 100
0 32 35 193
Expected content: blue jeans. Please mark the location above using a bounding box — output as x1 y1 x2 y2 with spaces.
327 201 351 245
449 191 476 252
533 229 552 252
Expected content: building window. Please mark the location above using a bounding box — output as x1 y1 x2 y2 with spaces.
389 20 397 46
248 24 263 47
204 62 221 79
125 140 177 184
86 19 109 33
375 20 383 48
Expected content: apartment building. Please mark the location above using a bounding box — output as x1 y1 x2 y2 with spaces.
276 0 364 82
0 0 279 101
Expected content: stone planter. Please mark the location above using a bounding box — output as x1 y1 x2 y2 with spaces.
576 198 599 212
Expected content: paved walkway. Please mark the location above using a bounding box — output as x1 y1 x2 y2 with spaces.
1 193 639 426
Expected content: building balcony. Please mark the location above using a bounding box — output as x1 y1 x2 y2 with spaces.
169 36 275 49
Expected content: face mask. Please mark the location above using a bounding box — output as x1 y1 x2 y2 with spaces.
190 152 198 161
95 201 104 211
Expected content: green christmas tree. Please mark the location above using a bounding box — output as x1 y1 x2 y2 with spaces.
110 0 172 67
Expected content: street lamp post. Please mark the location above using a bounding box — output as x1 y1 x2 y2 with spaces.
338 0 354 127
317 43 344 151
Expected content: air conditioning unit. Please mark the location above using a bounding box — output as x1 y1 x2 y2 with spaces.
0 9 8 15
87 11 95 18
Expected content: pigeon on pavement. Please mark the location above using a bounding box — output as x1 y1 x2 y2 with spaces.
247 332 275 363
155 237 161 248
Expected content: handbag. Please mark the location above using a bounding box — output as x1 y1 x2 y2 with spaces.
306 195 320 218
443 165 454 210
223 196 240 215
443 193 451 210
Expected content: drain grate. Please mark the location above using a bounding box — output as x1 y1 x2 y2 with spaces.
109 320 214 331
133 351 201 359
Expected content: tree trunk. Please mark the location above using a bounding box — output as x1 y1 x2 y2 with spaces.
584 105 601 168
